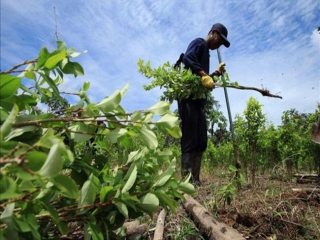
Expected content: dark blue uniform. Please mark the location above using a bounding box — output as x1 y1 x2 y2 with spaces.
178 38 210 154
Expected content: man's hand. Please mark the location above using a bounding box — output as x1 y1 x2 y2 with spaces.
216 62 226 76
201 75 215 90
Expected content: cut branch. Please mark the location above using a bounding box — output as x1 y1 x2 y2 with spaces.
1 59 38 74
216 83 282 99
292 188 320 194
153 209 166 240
183 194 245 240
124 221 148 240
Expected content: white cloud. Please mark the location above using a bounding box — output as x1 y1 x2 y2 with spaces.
1 0 319 127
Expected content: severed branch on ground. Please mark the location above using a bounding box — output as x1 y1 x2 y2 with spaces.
182 194 245 240
153 209 167 240
216 83 282 99
292 188 320 194
124 220 147 240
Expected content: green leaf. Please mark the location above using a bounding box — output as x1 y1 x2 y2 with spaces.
0 203 19 240
100 185 114 202
69 122 96 142
155 190 178 212
61 61 84 77
13 216 32 233
147 101 170 115
4 125 37 141
0 203 15 220
155 113 179 129
25 214 41 240
137 193 159 216
96 90 122 113
50 174 79 199
154 158 175 187
106 128 127 143
115 201 129 218
139 127 158 149
164 125 182 138
24 70 36 80
36 47 50 69
37 129 61 148
39 73 60 97
121 164 137 193
1 104 18 141
83 82 90 92
88 222 104 240
25 151 47 171
0 74 21 100
45 48 66 69
77 174 100 214
39 143 63 178
0 175 22 200
228 164 238 172
120 82 129 97
178 182 195 195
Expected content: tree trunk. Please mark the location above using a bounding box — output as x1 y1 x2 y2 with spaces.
183 194 245 240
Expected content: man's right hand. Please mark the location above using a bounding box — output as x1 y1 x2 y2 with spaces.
201 75 215 90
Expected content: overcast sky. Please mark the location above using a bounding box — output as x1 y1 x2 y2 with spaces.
1 0 319 126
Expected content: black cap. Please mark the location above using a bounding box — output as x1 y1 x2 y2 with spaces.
211 23 230 48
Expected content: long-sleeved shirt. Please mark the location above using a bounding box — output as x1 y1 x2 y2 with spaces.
182 38 210 75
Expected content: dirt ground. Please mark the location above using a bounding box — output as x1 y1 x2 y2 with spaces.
59 172 319 240
157 173 320 240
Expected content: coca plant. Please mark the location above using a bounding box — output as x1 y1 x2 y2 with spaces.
0 41 195 239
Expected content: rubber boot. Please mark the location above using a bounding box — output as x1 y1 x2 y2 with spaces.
191 152 202 186
181 153 193 179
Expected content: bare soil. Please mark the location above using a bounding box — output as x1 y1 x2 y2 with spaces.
157 173 320 240
60 172 320 240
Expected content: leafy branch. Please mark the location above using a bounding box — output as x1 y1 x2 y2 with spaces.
0 59 38 74
139 60 283 101
0 41 195 239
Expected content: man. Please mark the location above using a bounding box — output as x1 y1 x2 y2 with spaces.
178 23 230 185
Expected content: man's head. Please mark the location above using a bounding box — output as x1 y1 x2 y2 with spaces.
206 23 230 50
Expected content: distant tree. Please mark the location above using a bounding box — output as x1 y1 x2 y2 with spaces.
234 97 266 187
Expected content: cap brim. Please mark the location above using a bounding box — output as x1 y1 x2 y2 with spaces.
221 35 230 48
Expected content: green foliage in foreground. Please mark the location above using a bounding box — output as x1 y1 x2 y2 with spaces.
0 41 195 240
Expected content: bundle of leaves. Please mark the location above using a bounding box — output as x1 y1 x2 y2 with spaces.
139 60 214 102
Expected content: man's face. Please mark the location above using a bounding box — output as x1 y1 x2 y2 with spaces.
208 31 223 50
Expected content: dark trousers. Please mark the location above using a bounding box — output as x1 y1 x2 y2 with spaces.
178 99 208 154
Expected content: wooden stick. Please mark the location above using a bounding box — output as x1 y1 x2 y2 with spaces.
153 209 167 240
216 83 282 99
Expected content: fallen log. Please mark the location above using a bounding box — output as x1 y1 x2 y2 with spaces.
153 209 167 240
294 173 319 177
294 173 319 184
124 220 147 240
292 188 320 194
296 178 319 184
183 194 245 240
